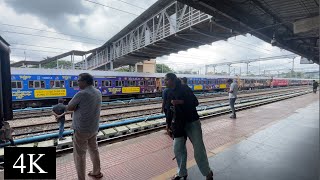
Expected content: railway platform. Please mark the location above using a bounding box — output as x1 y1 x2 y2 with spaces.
161 101 319 180
1 92 315 180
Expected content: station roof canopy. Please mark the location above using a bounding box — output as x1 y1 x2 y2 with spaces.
177 0 319 64
11 48 100 67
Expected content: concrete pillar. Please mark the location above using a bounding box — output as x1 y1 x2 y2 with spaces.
72 53 75 70
110 61 114 70
205 65 208 75
84 54 88 70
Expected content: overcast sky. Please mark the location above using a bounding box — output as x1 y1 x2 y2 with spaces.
1 0 318 75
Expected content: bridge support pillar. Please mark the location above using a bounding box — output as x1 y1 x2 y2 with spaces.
228 64 231 75
205 65 208 75
110 61 114 71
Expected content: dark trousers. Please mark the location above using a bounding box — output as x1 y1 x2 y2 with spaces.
313 88 317 93
229 98 237 116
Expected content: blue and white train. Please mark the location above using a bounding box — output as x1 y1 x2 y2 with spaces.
10 68 314 109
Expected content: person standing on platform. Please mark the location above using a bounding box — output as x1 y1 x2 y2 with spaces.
312 80 318 93
67 73 103 180
227 79 238 119
52 98 67 141
181 77 188 85
165 73 214 180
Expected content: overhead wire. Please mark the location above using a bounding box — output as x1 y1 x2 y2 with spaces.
116 0 147 10
84 0 140 16
0 30 101 45
10 43 74 51
0 23 105 42
11 47 63 54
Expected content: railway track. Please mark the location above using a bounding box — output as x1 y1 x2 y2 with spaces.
12 86 305 120
55 89 311 155
12 87 308 138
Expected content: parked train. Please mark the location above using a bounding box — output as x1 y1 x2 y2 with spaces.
10 68 314 109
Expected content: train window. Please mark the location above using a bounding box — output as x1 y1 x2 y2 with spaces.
115 81 124 86
128 81 136 86
139 81 144 86
29 81 45 89
102 80 111 87
35 81 40 88
11 82 16 89
28 81 33 88
147 81 155 86
41 81 45 88
94 80 98 87
11 81 23 89
69 81 79 87
50 80 65 88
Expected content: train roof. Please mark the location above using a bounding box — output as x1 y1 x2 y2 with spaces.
10 68 314 81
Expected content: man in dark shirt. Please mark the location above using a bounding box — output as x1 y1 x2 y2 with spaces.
165 73 213 180
312 80 318 93
52 98 67 140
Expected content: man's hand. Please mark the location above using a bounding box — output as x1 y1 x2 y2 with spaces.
166 126 172 138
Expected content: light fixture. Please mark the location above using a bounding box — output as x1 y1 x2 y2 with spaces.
271 32 277 46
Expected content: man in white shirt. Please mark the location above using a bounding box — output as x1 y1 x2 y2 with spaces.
227 79 238 119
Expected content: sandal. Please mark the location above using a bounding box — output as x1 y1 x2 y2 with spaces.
171 174 187 180
88 171 103 179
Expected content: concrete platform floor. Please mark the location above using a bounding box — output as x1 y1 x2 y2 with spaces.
186 101 319 180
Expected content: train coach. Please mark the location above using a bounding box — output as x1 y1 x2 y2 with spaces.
10 68 314 109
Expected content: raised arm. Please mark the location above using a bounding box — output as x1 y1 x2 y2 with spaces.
67 93 82 111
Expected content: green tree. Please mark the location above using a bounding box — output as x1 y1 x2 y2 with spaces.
116 66 130 72
156 64 173 73
41 57 72 69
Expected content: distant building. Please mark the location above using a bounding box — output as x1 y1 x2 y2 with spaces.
135 59 156 73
